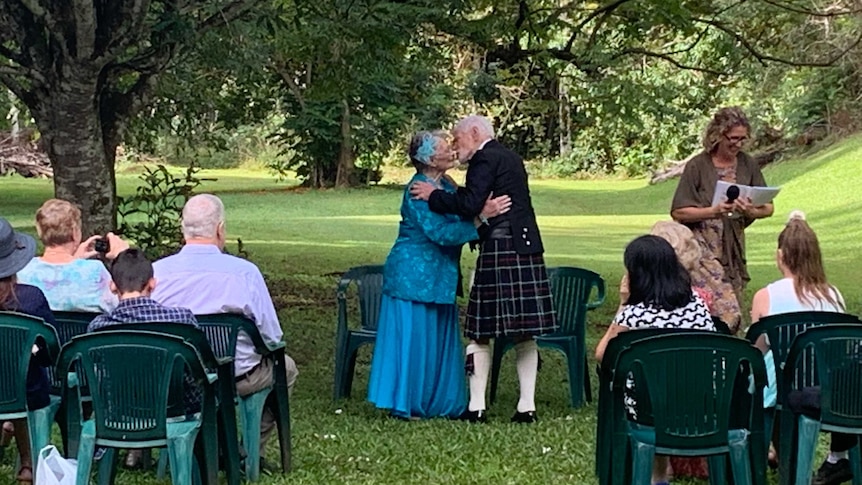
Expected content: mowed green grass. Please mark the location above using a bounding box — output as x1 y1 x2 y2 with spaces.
1 136 861 484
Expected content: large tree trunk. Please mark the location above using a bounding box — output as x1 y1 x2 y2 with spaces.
335 100 355 188
33 78 117 236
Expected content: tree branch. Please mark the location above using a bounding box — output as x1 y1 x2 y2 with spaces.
71 0 96 58
760 0 862 18
610 47 728 75
16 0 69 56
272 61 306 110
198 0 258 33
0 61 46 84
565 0 633 52
695 17 862 67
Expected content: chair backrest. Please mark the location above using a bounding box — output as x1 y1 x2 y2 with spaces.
784 325 862 429
337 265 384 332
746 311 861 404
58 331 206 442
0 312 60 416
96 323 220 371
51 311 99 345
614 332 766 450
195 313 271 362
546 267 605 337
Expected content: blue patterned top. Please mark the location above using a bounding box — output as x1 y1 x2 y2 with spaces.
17 258 117 312
383 174 478 304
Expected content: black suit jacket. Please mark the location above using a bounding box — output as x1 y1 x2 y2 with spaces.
428 139 544 255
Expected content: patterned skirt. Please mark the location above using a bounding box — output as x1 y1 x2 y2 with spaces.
465 236 557 340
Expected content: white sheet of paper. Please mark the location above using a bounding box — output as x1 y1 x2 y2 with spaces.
711 180 780 207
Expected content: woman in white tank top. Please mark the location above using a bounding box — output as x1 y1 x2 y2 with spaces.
750 211 845 469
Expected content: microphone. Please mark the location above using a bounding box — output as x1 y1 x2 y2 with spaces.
725 185 740 217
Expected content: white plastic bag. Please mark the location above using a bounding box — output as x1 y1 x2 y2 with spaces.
35 445 77 485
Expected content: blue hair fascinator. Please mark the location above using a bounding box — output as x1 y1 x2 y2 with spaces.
414 133 436 165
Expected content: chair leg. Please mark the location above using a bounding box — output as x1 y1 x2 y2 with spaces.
239 389 271 482
333 331 348 401
489 339 508 405
707 454 728 485
777 406 797 485
849 442 862 485
563 343 584 408
97 448 118 485
583 355 592 403
729 442 754 485
629 439 655 485
272 356 292 473
76 434 96 485
157 448 169 480
794 416 822 485
167 432 200 485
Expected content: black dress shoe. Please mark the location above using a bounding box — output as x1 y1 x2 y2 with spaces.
456 409 488 423
511 411 538 423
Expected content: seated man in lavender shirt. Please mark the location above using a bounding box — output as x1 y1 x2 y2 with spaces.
151 194 297 464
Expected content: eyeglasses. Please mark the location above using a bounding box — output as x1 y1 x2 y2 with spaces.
725 134 748 145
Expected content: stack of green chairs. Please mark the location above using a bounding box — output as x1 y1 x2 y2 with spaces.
0 311 62 477
196 313 292 481
58 331 218 485
333 265 384 401
745 310 862 479
490 266 605 408
100 322 241 485
779 325 862 485
610 332 768 485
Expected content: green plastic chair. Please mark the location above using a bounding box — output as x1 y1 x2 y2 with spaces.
0 311 62 477
778 325 862 485
595 328 701 485
745 310 862 481
333 265 384 401
490 266 605 408
57 331 217 485
196 313 292 481
51 311 99 344
46 311 97 457
610 332 768 485
97 323 241 485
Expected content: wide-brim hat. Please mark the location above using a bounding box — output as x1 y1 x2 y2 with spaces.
0 217 36 279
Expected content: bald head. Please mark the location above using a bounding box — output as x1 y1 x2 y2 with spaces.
182 194 225 246
452 115 495 163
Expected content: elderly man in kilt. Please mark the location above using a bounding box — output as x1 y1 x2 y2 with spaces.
410 115 557 424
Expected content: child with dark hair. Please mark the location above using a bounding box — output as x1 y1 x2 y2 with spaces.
86 248 198 468
87 249 197 331
596 235 715 485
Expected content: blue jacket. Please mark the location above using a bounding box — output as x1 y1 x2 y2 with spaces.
383 173 478 304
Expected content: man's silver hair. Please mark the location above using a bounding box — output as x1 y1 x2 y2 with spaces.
455 115 495 138
182 194 225 239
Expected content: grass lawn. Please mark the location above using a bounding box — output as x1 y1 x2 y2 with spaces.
1 135 861 484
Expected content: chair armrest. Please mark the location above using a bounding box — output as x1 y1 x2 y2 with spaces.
66 371 79 389
587 278 607 310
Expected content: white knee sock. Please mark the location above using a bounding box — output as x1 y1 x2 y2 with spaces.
466 343 490 412
515 340 539 413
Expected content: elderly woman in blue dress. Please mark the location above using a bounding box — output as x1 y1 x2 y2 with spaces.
368 130 511 420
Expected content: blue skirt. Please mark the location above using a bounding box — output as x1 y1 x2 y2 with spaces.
367 295 466 419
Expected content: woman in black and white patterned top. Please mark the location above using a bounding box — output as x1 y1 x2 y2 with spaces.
596 235 714 485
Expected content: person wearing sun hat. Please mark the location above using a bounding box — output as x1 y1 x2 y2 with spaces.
0 217 56 484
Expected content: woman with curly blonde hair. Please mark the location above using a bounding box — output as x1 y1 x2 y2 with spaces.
670 107 774 330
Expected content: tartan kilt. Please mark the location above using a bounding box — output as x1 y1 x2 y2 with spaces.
465 236 557 340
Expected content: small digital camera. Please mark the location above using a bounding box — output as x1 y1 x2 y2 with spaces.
94 237 110 254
